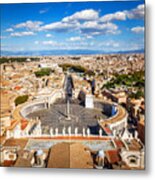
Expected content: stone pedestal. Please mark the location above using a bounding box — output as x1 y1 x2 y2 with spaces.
85 94 94 109
55 128 58 136
82 128 86 137
87 128 90 137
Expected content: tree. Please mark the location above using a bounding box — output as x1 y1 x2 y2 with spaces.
59 63 87 73
34 68 52 77
15 95 29 106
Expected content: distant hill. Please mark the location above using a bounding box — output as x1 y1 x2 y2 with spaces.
1 49 144 57
116 49 144 54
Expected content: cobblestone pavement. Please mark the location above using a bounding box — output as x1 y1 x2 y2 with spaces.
27 99 107 135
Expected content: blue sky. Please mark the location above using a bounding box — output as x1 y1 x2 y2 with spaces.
0 0 145 53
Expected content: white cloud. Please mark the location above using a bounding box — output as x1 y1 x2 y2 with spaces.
131 26 144 33
7 4 144 41
97 40 120 50
100 4 144 23
85 35 93 39
67 36 83 41
40 9 120 36
14 20 43 31
10 31 35 37
40 9 99 33
105 41 119 47
125 4 144 19
100 11 126 22
46 34 52 37
6 28 14 32
62 9 99 22
40 21 78 32
80 22 119 35
42 40 59 46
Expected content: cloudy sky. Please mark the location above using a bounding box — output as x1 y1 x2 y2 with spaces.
0 0 145 53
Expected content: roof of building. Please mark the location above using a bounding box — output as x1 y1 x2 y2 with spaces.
47 142 93 169
114 139 126 149
14 150 34 167
3 138 28 149
2 160 15 167
105 150 121 164
14 86 22 90
125 139 143 151
102 126 112 135
21 119 29 130
0 136 6 145
6 119 19 130
0 94 12 117
130 98 142 106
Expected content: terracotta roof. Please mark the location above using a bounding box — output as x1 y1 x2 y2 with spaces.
21 119 29 130
125 139 143 151
48 142 69 168
70 143 93 169
11 74 23 79
3 138 28 149
14 86 22 90
1 80 11 86
105 150 121 164
0 90 8 94
47 142 93 169
103 127 112 135
7 119 19 130
138 119 145 126
0 136 6 145
130 98 142 106
14 150 34 167
3 160 15 167
114 139 126 149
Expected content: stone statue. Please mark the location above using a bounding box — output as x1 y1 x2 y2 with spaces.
82 127 86 137
87 128 90 137
68 126 71 136
62 127 66 136
50 128 53 136
55 128 58 136
75 127 78 136
99 129 103 137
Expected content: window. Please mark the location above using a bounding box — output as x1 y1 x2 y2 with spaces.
130 158 136 164
127 155 138 165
